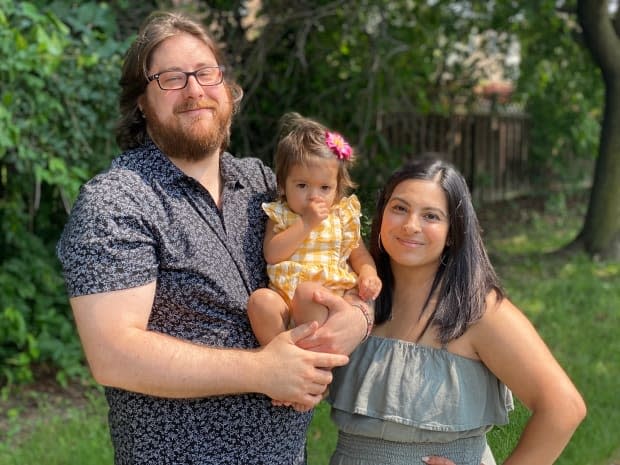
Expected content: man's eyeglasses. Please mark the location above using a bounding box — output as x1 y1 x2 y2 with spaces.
147 66 225 90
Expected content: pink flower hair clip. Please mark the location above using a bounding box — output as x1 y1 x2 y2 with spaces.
325 130 353 161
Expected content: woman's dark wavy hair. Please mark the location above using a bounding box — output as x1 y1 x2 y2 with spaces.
369 155 504 344
115 11 244 150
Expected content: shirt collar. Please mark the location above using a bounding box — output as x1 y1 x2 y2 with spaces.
135 139 245 190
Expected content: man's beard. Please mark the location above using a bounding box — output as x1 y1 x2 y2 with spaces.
143 97 232 162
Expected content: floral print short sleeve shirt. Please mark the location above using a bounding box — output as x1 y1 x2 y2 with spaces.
57 140 311 465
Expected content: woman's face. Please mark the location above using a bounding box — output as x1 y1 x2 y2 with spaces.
380 178 450 270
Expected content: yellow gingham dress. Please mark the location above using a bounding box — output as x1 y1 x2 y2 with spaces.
263 195 361 305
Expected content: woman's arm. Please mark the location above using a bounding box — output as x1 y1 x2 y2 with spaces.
471 295 586 465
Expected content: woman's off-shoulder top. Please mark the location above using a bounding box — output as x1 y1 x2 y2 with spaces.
327 335 513 464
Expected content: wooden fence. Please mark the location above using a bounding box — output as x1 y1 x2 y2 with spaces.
379 111 530 203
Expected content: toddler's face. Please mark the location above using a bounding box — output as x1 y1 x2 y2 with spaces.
284 157 340 214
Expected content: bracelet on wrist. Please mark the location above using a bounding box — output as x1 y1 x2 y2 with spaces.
351 302 373 342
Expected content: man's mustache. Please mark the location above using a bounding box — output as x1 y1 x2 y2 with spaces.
175 100 218 113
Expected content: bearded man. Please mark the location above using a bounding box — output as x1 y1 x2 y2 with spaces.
57 10 371 465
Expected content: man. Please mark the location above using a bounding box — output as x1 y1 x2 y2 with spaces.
57 10 371 465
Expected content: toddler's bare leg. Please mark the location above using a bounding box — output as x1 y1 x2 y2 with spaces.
248 288 313 410
273 282 331 411
247 288 290 346
290 281 330 327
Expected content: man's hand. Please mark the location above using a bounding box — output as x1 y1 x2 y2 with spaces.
255 322 348 406
296 290 370 355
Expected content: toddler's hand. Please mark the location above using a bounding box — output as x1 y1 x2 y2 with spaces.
358 274 382 301
301 198 329 229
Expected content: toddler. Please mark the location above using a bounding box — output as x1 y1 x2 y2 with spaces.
248 112 381 367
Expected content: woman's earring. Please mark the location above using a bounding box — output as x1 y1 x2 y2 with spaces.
378 233 384 252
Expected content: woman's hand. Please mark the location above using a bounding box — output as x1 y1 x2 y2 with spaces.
422 457 475 465
422 457 486 465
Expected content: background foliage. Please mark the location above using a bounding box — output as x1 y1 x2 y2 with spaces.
486 0 603 187
0 0 127 388
0 0 605 394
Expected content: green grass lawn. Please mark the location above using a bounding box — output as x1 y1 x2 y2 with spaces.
1 192 618 465
0 388 112 465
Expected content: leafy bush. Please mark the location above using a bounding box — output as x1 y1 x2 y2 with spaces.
0 0 128 388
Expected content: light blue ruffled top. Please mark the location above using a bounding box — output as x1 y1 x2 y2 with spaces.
327 335 514 443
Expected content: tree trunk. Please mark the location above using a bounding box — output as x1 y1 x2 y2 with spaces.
575 0 620 260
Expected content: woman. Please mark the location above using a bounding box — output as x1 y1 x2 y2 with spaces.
328 157 586 465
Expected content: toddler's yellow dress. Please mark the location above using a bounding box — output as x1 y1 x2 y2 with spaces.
262 195 361 306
